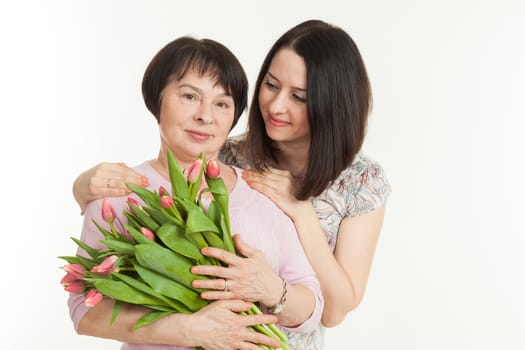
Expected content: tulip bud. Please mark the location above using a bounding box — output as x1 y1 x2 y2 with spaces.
60 272 78 285
206 159 220 179
63 264 86 279
91 255 119 275
101 198 116 224
186 159 203 183
140 227 155 240
127 197 141 209
84 289 103 307
63 280 85 294
159 186 169 196
160 195 174 208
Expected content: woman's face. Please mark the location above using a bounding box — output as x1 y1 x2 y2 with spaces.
158 70 235 165
258 48 310 147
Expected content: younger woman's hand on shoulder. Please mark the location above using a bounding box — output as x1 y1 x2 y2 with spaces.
73 162 148 213
242 168 307 220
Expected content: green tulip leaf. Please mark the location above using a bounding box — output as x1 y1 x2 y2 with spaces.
71 237 99 260
94 279 167 307
100 239 135 256
185 207 219 234
132 310 175 331
202 231 224 251
111 300 125 325
129 203 160 231
167 149 190 199
133 262 206 311
91 221 116 240
156 223 202 262
58 255 97 269
144 206 174 226
135 244 196 289
126 184 159 206
124 224 159 246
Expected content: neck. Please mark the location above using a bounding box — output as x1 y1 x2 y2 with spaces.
275 141 309 177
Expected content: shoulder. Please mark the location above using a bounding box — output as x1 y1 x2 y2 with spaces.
230 167 296 230
347 153 389 185
131 161 155 175
219 134 249 169
322 153 391 217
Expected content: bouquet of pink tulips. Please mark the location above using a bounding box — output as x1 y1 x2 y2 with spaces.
59 150 289 350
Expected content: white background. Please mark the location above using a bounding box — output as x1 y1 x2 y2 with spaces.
1 0 524 349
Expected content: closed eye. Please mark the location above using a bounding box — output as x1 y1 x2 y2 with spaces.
264 81 278 90
293 94 306 103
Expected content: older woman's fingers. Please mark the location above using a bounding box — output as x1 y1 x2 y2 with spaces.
199 246 242 265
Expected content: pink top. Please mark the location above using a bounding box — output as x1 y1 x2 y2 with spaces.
68 162 323 349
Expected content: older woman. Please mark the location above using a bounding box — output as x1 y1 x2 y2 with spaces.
68 36 322 350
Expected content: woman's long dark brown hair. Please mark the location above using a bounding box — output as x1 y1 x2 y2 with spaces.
246 20 372 200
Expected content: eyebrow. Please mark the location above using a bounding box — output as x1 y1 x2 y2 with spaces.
266 71 306 92
178 83 232 98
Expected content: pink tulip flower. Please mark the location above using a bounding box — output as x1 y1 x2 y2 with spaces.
186 159 203 183
140 227 155 240
63 264 86 279
101 198 116 224
91 255 119 275
206 159 220 179
160 195 174 208
159 186 169 196
84 290 103 307
60 272 79 285
63 280 85 294
127 197 141 209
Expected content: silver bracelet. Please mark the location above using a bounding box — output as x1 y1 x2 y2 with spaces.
270 278 287 314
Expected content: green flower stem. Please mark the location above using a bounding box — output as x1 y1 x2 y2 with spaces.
242 308 290 350
109 222 119 238
248 305 288 343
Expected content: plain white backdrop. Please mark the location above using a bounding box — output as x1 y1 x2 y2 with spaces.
1 0 524 349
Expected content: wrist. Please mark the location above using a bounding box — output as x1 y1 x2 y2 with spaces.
289 200 314 223
267 278 287 314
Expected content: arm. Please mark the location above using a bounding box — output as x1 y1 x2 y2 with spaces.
73 295 279 349
69 198 280 349
243 168 387 327
290 202 385 327
72 162 147 213
192 234 319 329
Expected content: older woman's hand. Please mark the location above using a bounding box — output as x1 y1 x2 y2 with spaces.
242 168 305 221
73 162 148 213
191 235 284 308
187 299 280 350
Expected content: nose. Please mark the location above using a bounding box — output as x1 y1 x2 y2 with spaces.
268 91 288 115
194 102 213 124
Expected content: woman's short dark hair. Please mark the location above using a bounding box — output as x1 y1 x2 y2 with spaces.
246 19 372 200
142 36 248 130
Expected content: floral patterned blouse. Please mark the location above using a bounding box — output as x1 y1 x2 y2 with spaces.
219 135 391 350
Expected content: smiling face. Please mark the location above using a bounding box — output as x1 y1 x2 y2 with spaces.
158 70 235 167
258 48 310 148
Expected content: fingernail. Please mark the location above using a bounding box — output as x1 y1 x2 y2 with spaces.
141 177 149 187
201 247 208 254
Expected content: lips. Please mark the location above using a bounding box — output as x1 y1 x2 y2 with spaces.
186 129 211 142
267 115 291 127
